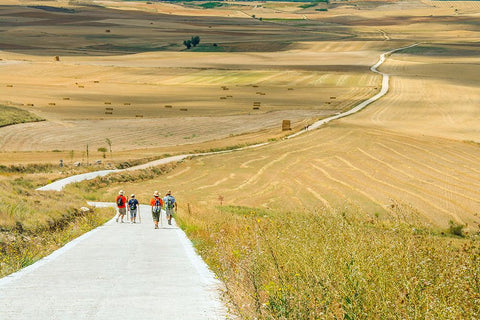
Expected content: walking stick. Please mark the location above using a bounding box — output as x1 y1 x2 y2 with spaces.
126 196 130 223
160 208 163 228
138 205 141 224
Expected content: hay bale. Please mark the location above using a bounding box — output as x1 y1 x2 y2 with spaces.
6 84 13 87
288 88 294 90
104 102 111 105
27 103 34 106
282 120 291 131
253 107 260 110
253 101 261 106
180 108 188 111
124 102 131 106
78 85 84 88
330 96 336 99
252 85 259 88
105 111 113 115
165 105 173 108
220 97 227 100
105 107 113 111
226 95 233 98
94 80 100 83
63 97 70 100
48 103 56 106
105 29 110 33
54 56 60 61
135 114 143 118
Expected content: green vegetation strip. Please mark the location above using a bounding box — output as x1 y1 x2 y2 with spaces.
0 105 44 128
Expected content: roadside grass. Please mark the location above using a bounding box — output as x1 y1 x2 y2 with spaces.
0 206 114 277
0 105 44 128
176 203 480 319
0 173 114 277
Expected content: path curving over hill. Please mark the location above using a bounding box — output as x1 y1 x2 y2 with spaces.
37 44 416 192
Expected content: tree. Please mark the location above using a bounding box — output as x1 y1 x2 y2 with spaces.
98 147 107 158
183 39 192 49
105 138 112 158
191 36 200 47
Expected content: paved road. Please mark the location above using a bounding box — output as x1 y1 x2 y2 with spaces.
0 203 228 320
287 43 419 139
37 144 268 191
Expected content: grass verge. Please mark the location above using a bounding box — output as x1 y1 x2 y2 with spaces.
176 203 480 319
0 172 114 277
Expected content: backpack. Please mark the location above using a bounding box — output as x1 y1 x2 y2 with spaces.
129 199 137 211
153 198 162 213
116 196 124 207
165 196 175 210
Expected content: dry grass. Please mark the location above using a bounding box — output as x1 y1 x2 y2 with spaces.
0 105 44 128
0 205 113 277
176 203 480 319
0 169 115 277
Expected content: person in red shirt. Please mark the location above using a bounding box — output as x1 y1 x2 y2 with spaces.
150 191 163 229
116 190 127 223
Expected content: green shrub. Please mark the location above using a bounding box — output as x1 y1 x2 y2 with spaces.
448 220 465 237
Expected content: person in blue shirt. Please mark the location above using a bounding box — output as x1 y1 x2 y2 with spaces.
127 194 139 223
163 190 177 226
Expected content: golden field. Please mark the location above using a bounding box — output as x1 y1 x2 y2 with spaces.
1 0 480 318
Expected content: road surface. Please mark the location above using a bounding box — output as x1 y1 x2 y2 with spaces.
0 203 229 320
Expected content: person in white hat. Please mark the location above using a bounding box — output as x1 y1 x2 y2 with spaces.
163 190 177 226
127 194 139 223
150 191 163 229
115 190 127 223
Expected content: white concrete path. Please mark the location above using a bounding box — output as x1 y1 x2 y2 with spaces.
0 203 228 320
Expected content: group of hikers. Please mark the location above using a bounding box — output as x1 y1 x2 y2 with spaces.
115 190 177 229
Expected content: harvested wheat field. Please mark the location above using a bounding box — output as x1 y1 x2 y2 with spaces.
87 1 479 231
2 0 480 229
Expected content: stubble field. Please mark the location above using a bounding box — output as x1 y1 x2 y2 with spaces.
2 0 480 318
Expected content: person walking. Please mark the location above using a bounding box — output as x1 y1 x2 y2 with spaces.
116 190 127 223
128 194 139 224
163 190 177 226
150 191 163 229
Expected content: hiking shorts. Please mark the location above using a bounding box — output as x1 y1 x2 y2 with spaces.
152 210 161 222
165 208 174 217
129 209 137 218
118 207 126 215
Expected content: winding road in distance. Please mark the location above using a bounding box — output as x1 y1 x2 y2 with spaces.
37 43 418 192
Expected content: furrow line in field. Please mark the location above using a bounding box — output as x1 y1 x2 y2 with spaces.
356 147 480 203
240 156 268 168
333 156 464 224
347 151 480 208
364 127 480 168
310 163 386 210
376 142 480 193
380 137 480 184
